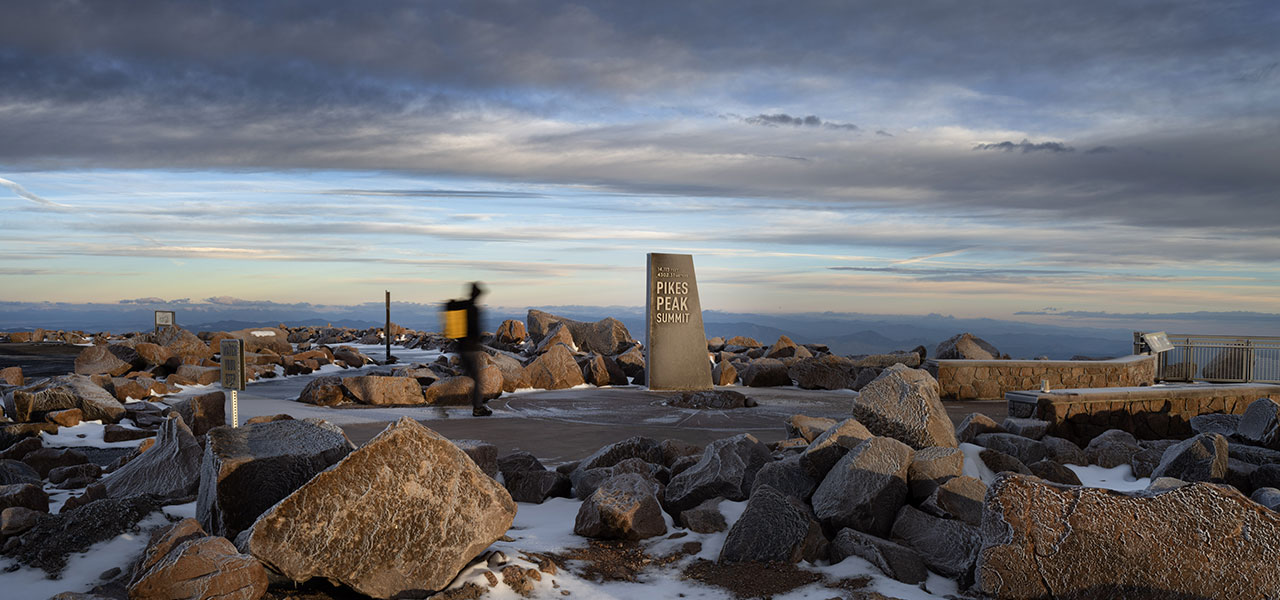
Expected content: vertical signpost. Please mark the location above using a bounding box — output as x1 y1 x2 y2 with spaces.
385 290 393 364
220 339 246 428
645 253 713 390
154 310 175 335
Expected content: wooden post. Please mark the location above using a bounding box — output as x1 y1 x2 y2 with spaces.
385 290 392 364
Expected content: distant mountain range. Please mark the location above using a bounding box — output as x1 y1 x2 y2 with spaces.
4 300 1275 360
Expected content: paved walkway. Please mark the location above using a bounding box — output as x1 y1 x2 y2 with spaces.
336 386 1007 465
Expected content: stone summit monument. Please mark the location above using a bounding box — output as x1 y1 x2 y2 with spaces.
645 253 712 390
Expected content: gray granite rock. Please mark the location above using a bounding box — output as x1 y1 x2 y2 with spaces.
719 485 825 564
751 454 816 502
892 504 980 582
829 528 928 584
955 412 1004 445
853 364 957 450
574 473 666 540
975 432 1048 465
800 418 873 479
104 417 202 501
1151 432 1229 483
907 446 964 501
664 434 772 515
197 418 354 540
811 436 913 537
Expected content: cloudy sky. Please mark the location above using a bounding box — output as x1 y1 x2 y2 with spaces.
1 1 1277 326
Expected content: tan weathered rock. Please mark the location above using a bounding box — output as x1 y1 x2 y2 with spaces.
977 473 1280 599
0 366 23 386
854 364 957 450
521 344 585 390
240 417 516 599
45 408 83 428
153 326 214 361
341 375 425 405
73 344 139 377
173 365 220 386
533 322 576 354
130 527 268 600
495 319 528 344
297 375 345 406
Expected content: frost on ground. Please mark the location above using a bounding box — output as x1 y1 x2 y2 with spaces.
440 498 959 600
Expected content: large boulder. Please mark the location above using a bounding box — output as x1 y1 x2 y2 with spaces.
573 473 667 540
974 433 1048 466
955 412 1004 444
104 416 203 501
342 375 425 405
227 327 292 355
1085 429 1143 468
494 319 528 345
153 326 214 360
12 375 124 423
853 364 957 450
580 354 628 387
800 418 873 479
664 434 772 515
238 417 516 599
525 309 636 355
908 446 964 501
935 333 1000 360
977 473 1280 599
0 483 48 512
719 484 825 564
73 344 143 377
297 375 346 406
741 358 791 387
128 519 268 600
892 505 981 582
575 436 664 472
1150 432 1229 483
197 419 355 540
788 355 856 390
751 454 817 502
164 391 226 436
1237 397 1280 448
811 436 913 537
522 344 586 390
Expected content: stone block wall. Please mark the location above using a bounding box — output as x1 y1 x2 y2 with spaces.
936 355 1156 400
1031 384 1280 446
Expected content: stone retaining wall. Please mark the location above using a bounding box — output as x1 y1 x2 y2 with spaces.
1019 384 1280 446
935 354 1156 400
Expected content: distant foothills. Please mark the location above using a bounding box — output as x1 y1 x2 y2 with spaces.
2 300 1278 360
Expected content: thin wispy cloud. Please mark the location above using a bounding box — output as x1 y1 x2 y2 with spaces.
0 176 70 210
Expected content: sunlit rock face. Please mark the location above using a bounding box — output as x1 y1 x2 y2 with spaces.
238 417 516 599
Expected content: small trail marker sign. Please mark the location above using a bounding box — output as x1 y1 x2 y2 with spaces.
220 338 246 428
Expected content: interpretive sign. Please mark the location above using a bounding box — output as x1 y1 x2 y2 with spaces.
154 310 175 329
220 338 246 391
1142 331 1174 354
645 253 712 390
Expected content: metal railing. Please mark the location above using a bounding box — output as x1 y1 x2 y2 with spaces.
1134 332 1280 384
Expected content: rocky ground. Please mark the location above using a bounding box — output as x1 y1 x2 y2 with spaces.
0 316 1277 599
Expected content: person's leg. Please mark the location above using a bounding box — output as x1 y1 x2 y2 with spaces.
464 349 491 415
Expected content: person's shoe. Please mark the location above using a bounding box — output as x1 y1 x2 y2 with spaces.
472 406 493 417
